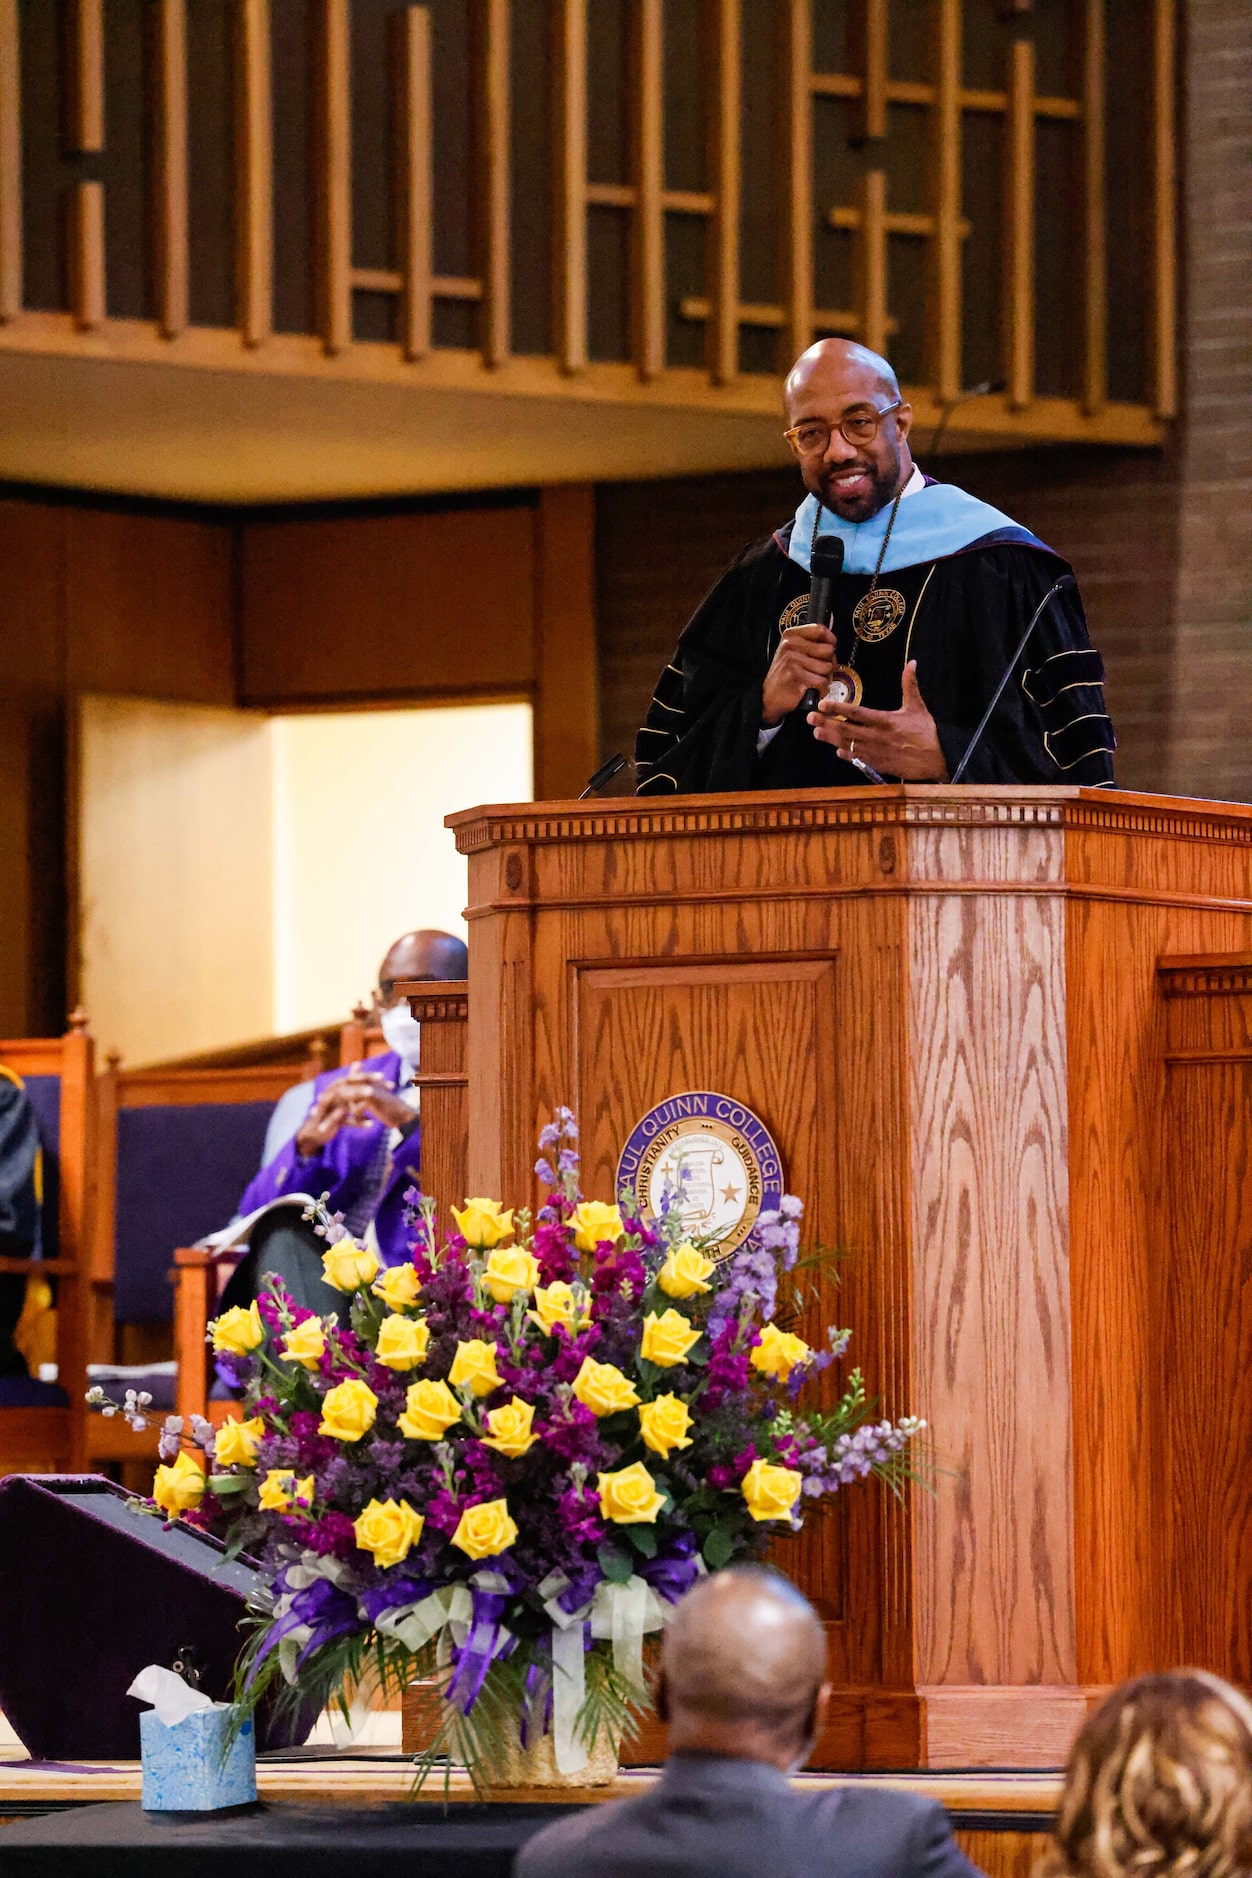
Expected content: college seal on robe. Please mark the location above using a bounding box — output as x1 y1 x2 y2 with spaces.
616 1093 784 1255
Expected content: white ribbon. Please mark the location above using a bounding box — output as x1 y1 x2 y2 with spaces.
590 1576 665 1695
545 1574 671 1776
550 1612 589 1776
374 1583 473 1655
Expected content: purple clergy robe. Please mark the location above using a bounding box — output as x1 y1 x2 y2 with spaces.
237 1050 422 1267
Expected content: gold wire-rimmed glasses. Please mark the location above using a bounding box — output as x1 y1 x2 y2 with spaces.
783 399 903 456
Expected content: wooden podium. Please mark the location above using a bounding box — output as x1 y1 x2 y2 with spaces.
445 786 1252 1769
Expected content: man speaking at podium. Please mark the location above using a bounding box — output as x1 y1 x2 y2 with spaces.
634 339 1116 795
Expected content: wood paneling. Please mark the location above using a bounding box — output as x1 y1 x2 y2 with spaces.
0 499 65 697
533 484 598 800
0 709 36 1037
450 784 1252 1766
396 978 468 1240
1066 799 1252 1689
1157 957 1252 1680
909 823 1075 1692
64 509 234 703
239 502 536 704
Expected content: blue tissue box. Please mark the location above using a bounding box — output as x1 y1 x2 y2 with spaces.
139 1707 257 1811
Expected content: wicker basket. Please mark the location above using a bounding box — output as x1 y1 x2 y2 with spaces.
402 1678 618 1788
477 1722 619 1790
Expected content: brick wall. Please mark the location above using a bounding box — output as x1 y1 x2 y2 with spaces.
1167 0 1252 801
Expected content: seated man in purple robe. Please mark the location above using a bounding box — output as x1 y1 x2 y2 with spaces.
217 928 467 1323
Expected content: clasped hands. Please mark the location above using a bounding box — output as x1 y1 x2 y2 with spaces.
762 624 948 782
294 1065 413 1159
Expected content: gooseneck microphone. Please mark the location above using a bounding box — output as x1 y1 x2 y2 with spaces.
800 534 846 716
579 753 629 798
950 573 1077 783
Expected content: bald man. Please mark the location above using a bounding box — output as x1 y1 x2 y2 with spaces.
635 340 1114 793
217 929 467 1320
515 1567 981 1878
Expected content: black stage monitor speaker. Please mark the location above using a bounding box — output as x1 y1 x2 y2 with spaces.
0 1474 317 1760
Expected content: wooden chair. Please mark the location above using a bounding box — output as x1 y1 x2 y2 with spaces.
0 1016 95 1478
171 988 468 1423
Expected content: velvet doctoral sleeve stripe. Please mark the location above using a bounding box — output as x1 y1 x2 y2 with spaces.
1022 647 1117 774
931 546 1115 788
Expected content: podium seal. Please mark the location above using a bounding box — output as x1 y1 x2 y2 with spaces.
616 1093 784 1256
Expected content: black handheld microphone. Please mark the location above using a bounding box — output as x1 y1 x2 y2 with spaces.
800 534 846 716
950 573 1077 783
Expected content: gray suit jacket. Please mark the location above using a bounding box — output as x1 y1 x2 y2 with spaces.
514 1755 984 1878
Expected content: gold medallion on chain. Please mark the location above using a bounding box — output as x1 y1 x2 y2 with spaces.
852 587 906 643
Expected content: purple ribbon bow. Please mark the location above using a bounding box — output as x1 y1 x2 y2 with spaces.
446 1586 512 1715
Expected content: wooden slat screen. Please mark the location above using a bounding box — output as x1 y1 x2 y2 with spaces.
0 0 1175 446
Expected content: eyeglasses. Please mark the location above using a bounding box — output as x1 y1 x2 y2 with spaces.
783 400 903 456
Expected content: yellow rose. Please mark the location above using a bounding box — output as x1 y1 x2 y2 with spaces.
529 1282 591 1336
317 1378 378 1442
280 1317 326 1370
571 1356 640 1418
482 1244 541 1305
480 1397 536 1459
212 1415 265 1469
353 1496 425 1570
152 1450 205 1515
638 1393 694 1459
451 1497 519 1560
640 1308 701 1368
597 1460 667 1524
210 1302 264 1355
452 1198 514 1249
258 1469 315 1512
740 1456 803 1523
374 1314 430 1371
372 1263 422 1311
750 1322 813 1382
657 1242 715 1300
398 1378 462 1441
570 1201 624 1253
321 1238 380 1293
448 1339 503 1397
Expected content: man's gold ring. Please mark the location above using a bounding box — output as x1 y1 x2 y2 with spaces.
849 738 856 757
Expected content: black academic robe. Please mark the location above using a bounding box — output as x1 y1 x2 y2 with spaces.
634 525 1116 794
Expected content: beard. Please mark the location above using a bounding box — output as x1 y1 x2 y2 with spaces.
813 444 903 523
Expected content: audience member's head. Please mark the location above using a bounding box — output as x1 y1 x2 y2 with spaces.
1045 1672 1252 1878
373 929 467 1067
657 1566 829 1771
377 929 468 1005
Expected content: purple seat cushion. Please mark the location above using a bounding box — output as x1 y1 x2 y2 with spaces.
0 1375 69 1407
113 1101 275 1322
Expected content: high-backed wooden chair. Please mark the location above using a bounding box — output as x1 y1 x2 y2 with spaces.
172 989 468 1423
0 1016 95 1478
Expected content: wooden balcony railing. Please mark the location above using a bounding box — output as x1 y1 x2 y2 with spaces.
0 0 1175 449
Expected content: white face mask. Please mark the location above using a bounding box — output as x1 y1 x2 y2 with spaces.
379 1002 422 1069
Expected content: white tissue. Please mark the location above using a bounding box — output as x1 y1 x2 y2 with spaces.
127 1665 219 1726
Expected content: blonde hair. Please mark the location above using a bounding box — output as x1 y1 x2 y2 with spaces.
1043 1673 1252 1878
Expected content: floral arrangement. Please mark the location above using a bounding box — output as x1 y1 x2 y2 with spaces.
94 1109 923 1781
